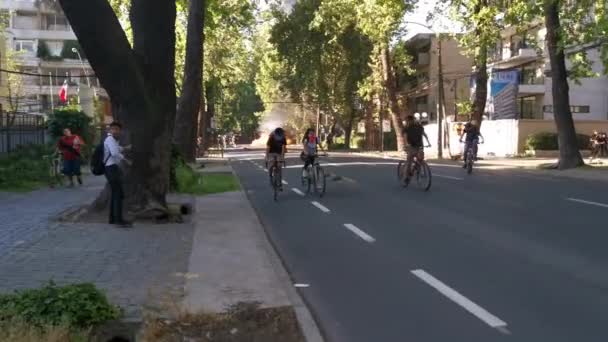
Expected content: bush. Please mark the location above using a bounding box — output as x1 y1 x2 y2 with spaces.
0 281 121 329
526 132 591 151
47 107 94 160
47 106 93 143
0 144 54 191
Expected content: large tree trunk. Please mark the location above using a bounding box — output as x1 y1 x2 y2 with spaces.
472 1 488 125
173 0 205 162
364 101 375 150
204 81 216 149
544 0 584 169
380 46 405 151
59 0 176 217
344 106 356 148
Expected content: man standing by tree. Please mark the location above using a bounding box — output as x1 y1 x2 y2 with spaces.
104 122 132 228
57 128 84 187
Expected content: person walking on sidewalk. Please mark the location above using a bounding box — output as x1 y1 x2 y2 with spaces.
57 128 84 187
104 122 132 228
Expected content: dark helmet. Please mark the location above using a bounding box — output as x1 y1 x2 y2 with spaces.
274 127 285 138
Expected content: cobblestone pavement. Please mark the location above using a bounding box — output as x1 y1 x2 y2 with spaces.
0 177 194 319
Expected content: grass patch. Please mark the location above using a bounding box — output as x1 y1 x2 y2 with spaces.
142 301 305 342
0 144 56 192
175 164 239 195
0 320 89 342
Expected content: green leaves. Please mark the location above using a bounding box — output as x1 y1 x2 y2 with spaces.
0 282 121 328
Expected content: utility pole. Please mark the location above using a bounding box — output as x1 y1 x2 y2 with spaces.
436 33 445 159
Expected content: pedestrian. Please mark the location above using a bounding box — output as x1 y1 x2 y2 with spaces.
104 121 132 228
57 128 84 187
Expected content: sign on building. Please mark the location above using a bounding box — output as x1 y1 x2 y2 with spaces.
488 70 519 120
382 119 391 132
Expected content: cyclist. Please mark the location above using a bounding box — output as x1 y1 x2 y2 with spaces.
460 120 484 167
403 115 431 184
301 128 320 179
266 127 287 190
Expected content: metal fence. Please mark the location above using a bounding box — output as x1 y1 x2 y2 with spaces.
0 113 47 154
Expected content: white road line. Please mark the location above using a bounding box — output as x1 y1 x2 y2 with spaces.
292 188 305 196
343 223 375 243
411 269 508 330
311 201 331 213
282 180 289 185
434 174 464 181
566 197 608 208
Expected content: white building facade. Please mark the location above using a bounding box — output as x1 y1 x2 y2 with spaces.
0 0 109 117
485 24 608 121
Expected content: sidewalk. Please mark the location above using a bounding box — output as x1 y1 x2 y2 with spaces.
0 168 323 341
354 151 608 182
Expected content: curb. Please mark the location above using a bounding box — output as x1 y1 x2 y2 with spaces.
231 160 325 342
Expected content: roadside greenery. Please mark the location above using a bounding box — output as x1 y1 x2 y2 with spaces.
526 132 590 151
0 281 121 329
0 144 54 192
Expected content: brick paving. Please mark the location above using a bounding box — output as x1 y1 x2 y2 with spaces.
0 177 194 319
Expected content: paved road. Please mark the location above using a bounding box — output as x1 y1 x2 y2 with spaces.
230 149 608 342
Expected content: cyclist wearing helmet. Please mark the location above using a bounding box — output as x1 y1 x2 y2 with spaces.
301 128 320 179
266 128 287 185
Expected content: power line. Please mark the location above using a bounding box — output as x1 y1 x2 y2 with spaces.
0 68 97 78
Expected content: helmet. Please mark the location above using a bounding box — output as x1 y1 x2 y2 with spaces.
274 127 285 138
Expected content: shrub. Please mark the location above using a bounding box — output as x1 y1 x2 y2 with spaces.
526 132 591 151
47 106 93 143
0 281 121 329
0 144 54 191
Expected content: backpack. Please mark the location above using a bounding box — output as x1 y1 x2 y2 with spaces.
90 138 109 176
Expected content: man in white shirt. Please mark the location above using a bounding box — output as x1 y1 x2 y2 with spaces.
104 121 132 227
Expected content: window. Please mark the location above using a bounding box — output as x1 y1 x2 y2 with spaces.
45 41 63 56
520 96 538 119
13 11 38 30
520 63 544 85
543 105 590 113
14 40 35 54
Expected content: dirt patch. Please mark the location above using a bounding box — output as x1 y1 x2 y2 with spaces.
141 302 305 342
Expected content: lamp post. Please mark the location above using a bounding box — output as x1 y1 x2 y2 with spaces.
403 22 446 159
72 48 91 88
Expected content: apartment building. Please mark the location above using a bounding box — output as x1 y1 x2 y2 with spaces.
401 33 473 122
486 24 608 121
0 0 110 119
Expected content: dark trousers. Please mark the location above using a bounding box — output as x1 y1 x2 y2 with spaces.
104 165 124 224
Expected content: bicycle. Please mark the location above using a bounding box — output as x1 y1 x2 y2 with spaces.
461 139 483 174
266 156 285 202
44 151 64 188
397 146 432 191
302 153 327 197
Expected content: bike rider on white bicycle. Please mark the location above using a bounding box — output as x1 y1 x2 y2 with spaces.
301 128 320 179
460 120 484 167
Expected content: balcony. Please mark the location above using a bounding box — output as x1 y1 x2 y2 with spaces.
490 47 540 69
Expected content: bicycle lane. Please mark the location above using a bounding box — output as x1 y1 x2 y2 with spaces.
312 158 608 341
232 159 511 342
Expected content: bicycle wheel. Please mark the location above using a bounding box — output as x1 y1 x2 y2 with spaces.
415 161 432 191
270 166 280 201
397 161 405 182
306 167 313 194
315 166 326 197
466 153 474 174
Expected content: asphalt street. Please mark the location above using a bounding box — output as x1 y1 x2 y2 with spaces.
230 149 608 342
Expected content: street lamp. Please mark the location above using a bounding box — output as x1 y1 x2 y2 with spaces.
72 47 91 88
403 21 446 159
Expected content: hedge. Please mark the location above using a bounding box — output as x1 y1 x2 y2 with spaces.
526 132 591 151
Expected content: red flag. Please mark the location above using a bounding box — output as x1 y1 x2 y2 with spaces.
59 80 68 103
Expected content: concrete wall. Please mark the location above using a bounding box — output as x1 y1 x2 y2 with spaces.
421 119 608 158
